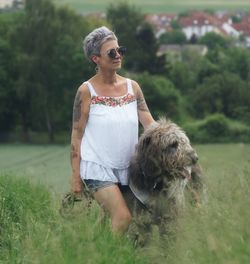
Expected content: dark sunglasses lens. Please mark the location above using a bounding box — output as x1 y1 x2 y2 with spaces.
108 49 117 59
107 47 126 59
118 47 126 56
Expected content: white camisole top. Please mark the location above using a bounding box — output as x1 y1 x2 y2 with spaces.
80 78 138 169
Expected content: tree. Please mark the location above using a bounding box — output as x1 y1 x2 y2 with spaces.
190 72 250 120
170 20 181 30
159 30 187 45
189 33 198 44
222 48 250 81
107 2 142 71
168 62 196 93
168 50 214 93
0 13 20 139
199 32 230 49
12 0 60 141
12 0 92 141
135 22 166 74
107 2 165 74
134 72 181 120
196 57 220 84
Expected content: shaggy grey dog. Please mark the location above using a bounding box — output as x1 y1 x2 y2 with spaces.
122 118 203 245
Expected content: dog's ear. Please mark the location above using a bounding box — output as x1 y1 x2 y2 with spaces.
166 141 178 155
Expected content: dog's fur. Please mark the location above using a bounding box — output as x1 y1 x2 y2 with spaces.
122 118 203 245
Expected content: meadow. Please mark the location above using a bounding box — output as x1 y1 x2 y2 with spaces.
0 143 250 263
53 0 250 14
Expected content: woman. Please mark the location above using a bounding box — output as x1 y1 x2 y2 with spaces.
70 26 154 234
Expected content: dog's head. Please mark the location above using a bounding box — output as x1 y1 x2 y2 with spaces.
135 118 198 189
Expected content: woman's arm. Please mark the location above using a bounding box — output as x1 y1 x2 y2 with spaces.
132 80 155 129
70 83 91 193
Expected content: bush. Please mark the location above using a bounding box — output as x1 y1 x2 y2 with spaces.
229 125 250 142
199 114 230 138
183 114 250 143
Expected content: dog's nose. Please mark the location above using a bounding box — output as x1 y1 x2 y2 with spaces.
192 152 199 164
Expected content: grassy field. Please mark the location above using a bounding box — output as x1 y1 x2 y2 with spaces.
0 144 71 193
53 0 250 14
1 143 249 193
0 143 250 263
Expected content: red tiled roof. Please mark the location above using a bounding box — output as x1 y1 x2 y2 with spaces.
232 17 250 36
234 24 250 36
241 15 250 24
218 15 231 24
144 11 250 38
179 11 222 27
144 13 177 34
144 13 177 27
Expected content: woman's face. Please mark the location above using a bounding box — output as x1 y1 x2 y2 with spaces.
96 39 124 71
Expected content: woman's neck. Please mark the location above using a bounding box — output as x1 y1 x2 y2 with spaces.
96 70 119 85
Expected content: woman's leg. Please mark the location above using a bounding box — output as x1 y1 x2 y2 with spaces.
93 184 132 234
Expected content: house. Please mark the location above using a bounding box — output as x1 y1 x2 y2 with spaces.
0 0 13 8
178 11 229 40
0 0 23 9
145 10 250 48
144 13 177 38
221 22 240 38
232 15 250 47
144 11 241 41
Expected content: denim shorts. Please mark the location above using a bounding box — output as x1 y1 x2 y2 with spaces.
84 179 116 193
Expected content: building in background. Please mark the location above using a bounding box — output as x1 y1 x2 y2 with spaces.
232 15 250 47
145 13 177 38
0 0 23 10
145 10 250 48
0 0 13 8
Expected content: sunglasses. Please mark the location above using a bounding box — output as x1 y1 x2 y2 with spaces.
106 46 126 59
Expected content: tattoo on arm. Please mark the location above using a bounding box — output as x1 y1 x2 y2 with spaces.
137 93 149 112
73 90 82 122
76 127 83 139
70 144 78 163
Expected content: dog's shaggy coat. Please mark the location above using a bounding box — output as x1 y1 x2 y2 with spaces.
122 118 203 244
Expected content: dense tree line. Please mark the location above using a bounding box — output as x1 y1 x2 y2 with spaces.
0 0 93 141
0 0 250 142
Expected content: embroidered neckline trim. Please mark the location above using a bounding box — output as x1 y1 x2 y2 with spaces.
91 93 136 107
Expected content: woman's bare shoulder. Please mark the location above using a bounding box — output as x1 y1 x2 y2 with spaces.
129 79 141 96
77 82 91 98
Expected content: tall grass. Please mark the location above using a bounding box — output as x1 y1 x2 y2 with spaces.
1 144 250 263
142 165 250 263
139 144 250 263
0 175 54 263
170 168 250 264
0 174 146 264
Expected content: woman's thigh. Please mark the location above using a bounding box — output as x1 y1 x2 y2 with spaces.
93 184 130 218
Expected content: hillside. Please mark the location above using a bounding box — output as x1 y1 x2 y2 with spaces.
53 0 250 14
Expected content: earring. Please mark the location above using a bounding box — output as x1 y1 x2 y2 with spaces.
95 66 98 73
